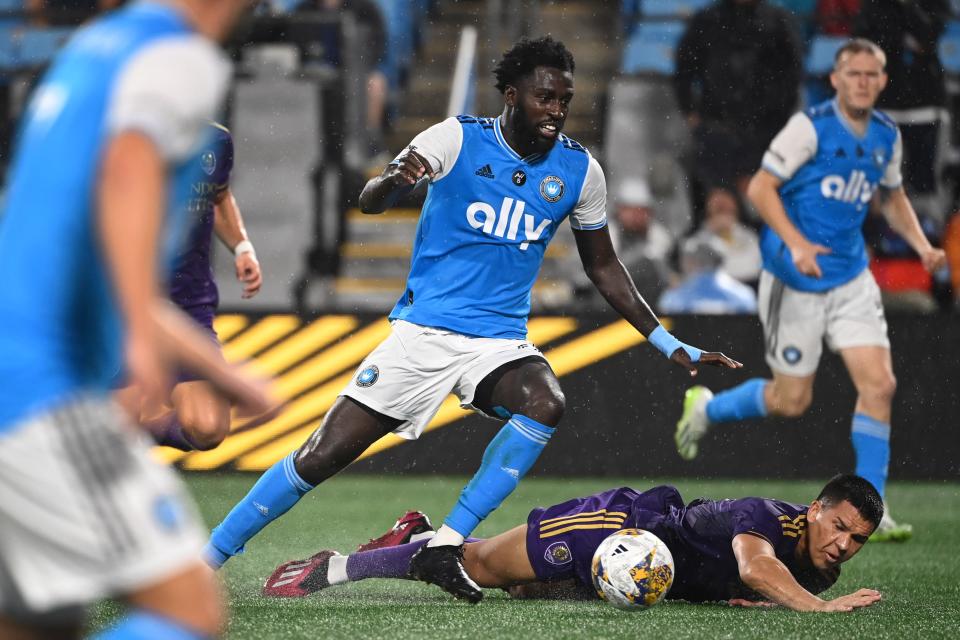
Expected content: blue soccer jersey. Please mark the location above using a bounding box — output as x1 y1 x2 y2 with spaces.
760 99 902 292
0 2 229 433
388 116 607 339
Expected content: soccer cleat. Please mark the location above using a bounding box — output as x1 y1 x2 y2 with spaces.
262 550 340 597
356 510 434 552
870 510 913 543
675 386 714 461
408 544 483 604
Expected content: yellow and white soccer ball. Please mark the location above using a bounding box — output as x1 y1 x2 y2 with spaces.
591 529 675 610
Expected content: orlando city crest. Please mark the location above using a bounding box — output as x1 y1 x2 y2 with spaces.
539 176 564 202
544 541 572 565
201 150 217 176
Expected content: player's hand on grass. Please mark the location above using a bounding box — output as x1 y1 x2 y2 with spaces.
919 247 946 274
789 239 831 278
235 251 262 299
820 588 882 612
386 149 435 186
670 348 743 377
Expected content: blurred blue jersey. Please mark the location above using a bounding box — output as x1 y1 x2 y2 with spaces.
760 99 901 292
389 116 606 339
0 2 222 433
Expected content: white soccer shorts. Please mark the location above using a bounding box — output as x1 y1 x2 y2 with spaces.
758 269 890 377
0 396 206 620
341 320 546 439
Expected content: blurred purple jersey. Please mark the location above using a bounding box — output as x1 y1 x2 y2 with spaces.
168 122 234 325
526 485 835 603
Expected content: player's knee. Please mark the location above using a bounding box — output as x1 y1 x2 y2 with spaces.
870 373 897 405
770 385 812 418
179 405 229 451
523 388 565 427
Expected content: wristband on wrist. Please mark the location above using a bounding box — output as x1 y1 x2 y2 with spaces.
648 325 702 362
234 240 255 258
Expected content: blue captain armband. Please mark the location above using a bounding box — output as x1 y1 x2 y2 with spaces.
648 325 702 362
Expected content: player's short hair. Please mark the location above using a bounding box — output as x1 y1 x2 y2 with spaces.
493 36 575 94
816 474 884 528
834 38 887 71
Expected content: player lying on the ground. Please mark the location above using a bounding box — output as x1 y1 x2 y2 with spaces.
116 121 264 453
263 474 883 612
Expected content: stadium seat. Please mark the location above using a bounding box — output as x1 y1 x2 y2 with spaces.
621 21 684 76
805 34 845 76
941 31 960 75
641 0 712 20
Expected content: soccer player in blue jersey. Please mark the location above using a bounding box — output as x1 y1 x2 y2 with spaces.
675 39 946 542
263 474 884 613
0 2 273 639
118 121 264 453
204 36 741 603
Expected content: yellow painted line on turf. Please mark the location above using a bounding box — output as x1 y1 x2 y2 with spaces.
246 315 359 377
239 318 580 470
355 318 649 462
213 314 249 341
222 315 300 362
180 319 391 471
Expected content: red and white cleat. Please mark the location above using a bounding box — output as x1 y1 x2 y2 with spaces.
262 550 339 598
356 510 434 553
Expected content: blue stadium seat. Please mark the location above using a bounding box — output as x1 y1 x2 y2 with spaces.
18 27 72 67
941 31 960 75
621 21 684 76
641 0 712 20
805 34 845 76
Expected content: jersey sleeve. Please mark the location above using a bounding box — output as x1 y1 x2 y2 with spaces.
107 36 230 162
393 117 463 181
731 499 791 549
761 112 818 181
569 154 607 230
880 128 903 189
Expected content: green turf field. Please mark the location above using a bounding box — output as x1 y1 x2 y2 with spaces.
94 475 960 639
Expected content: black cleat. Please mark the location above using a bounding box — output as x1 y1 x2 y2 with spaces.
408 544 483 604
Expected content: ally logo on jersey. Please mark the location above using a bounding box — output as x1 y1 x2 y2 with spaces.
820 170 877 205
467 197 552 250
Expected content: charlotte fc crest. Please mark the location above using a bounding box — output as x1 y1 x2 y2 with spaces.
539 176 564 202
201 150 217 176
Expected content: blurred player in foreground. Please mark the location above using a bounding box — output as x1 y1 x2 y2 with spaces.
264 474 883 613
0 1 272 639
117 121 263 453
204 36 741 603
676 39 946 542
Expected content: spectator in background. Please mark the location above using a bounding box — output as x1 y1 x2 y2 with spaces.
855 0 950 214
609 177 676 302
658 237 759 314
815 0 860 36
674 0 803 228
939 209 960 312
689 187 762 286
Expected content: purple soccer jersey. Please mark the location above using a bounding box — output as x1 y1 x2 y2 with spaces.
168 122 234 327
525 485 834 603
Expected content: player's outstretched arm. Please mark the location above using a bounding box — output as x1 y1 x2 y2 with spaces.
573 227 742 376
214 188 262 299
881 186 946 273
747 170 830 279
358 149 435 214
733 534 881 612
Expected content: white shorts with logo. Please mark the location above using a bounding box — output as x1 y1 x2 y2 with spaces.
758 269 890 377
341 320 546 439
0 396 206 621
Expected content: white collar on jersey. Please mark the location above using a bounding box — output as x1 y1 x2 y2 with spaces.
494 116 546 164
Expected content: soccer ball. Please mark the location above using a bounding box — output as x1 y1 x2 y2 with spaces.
591 529 675 610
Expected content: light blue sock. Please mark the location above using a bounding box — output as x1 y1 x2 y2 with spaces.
91 611 208 639
204 452 313 568
706 378 769 423
444 414 555 537
851 413 891 500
